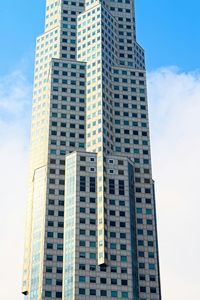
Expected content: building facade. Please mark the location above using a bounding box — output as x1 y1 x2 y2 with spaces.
22 0 161 299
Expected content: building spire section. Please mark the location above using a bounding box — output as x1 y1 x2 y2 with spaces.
22 0 161 299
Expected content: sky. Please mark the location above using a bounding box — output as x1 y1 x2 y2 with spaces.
0 0 200 299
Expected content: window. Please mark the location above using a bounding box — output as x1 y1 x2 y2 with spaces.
148 241 154 247
139 251 144 257
111 291 118 297
90 252 96 259
121 267 127 274
80 218 85 224
150 287 157 293
139 275 146 281
149 263 155 270
90 197 95 203
121 256 127 262
47 232 53 238
57 267 62 274
90 277 96 283
56 280 62 286
110 221 116 227
45 291 52 297
57 244 63 250
47 243 53 249
80 196 86 202
150 275 156 282
79 288 85 295
56 292 62 298
111 266 117 273
110 243 116 249
90 241 96 248
110 210 115 216
110 254 116 261
79 276 85 282
120 233 126 239
122 292 128 298
100 265 107 272
79 264 85 270
109 179 115 194
46 254 53 261
111 278 117 285
80 229 85 235
46 267 52 273
79 240 85 246
90 219 96 225
110 232 116 238
138 240 144 246
120 244 126 250
90 177 96 192
140 287 146 293
90 289 96 296
101 290 107 296
110 199 115 205
90 265 96 271
46 278 52 285
80 176 86 191
90 208 95 214
79 252 85 258
90 230 96 236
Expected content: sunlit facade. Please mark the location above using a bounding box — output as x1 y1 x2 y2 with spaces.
22 0 161 299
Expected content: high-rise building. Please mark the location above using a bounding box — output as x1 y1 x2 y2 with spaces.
22 0 161 299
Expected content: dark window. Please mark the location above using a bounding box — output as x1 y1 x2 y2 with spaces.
80 196 85 202
45 291 52 297
80 176 86 192
111 266 117 273
100 265 107 272
90 177 96 193
121 267 127 274
120 233 126 239
111 278 117 285
140 286 146 293
121 280 127 286
119 180 125 195
109 179 115 194
80 166 86 171
79 264 85 270
56 268 62 274
150 287 157 293
79 289 85 295
139 275 146 281
90 289 96 295
56 292 62 298
101 290 107 296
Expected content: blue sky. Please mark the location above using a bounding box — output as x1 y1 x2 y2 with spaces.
0 0 199 79
0 1 200 300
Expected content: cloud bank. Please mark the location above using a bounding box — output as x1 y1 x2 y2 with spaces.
148 67 200 299
0 71 32 299
0 67 200 299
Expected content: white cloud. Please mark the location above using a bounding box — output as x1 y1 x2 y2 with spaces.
148 67 200 299
0 67 200 300
0 71 32 299
0 71 31 118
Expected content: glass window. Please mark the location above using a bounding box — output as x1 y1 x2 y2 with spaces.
79 276 85 282
111 291 118 297
79 288 85 295
122 292 128 298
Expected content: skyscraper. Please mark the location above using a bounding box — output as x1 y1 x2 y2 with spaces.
22 0 161 299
